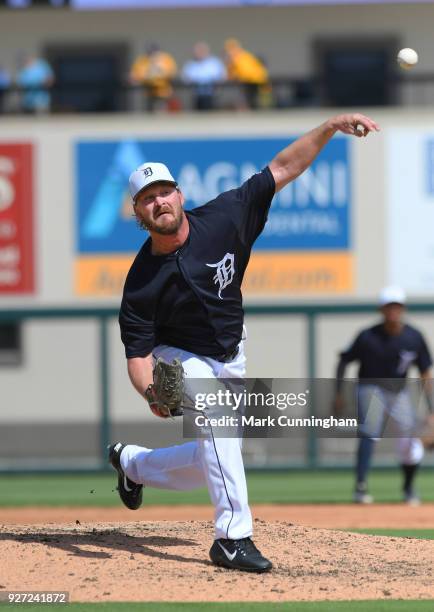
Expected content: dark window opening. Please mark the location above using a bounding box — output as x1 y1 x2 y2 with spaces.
0 322 22 366
315 38 399 107
45 43 128 113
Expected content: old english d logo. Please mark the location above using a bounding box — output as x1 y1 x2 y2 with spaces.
206 253 235 299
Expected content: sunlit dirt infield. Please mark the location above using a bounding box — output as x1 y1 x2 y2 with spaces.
1 505 433 602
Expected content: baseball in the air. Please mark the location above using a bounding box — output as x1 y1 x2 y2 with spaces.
397 48 418 70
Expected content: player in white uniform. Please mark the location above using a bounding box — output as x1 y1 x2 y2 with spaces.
109 113 379 571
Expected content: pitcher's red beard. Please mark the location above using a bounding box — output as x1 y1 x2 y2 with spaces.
136 208 183 235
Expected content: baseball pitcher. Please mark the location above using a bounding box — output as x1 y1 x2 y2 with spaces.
109 113 379 571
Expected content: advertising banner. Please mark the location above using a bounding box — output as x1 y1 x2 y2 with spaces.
387 129 434 295
76 137 352 296
0 143 34 294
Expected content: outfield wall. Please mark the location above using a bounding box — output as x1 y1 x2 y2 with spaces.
2 108 434 306
2 109 434 469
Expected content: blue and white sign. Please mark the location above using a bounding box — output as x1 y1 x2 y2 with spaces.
76 137 350 254
427 140 434 196
387 129 434 294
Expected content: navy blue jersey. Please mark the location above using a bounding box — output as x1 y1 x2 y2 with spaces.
119 167 275 359
339 323 432 379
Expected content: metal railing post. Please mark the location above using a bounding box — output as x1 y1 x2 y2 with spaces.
306 311 317 469
99 316 111 470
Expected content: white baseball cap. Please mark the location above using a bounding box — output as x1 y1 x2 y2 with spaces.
378 286 406 306
129 162 177 201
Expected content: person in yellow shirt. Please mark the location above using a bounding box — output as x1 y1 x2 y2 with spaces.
129 44 178 112
224 38 270 109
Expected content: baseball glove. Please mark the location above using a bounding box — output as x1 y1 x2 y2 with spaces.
145 357 185 418
419 414 434 451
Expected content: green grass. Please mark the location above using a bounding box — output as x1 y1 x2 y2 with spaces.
0 602 433 611
0 469 434 507
348 528 434 540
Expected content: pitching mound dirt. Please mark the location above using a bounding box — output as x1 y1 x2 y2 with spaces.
1 520 433 602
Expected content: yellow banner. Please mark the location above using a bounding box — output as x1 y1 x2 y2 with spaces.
243 251 353 294
75 256 133 296
76 251 353 297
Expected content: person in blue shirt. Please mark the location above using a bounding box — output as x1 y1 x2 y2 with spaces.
335 286 433 505
182 42 226 111
16 53 54 114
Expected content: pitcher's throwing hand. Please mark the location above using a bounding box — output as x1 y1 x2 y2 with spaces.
329 113 380 138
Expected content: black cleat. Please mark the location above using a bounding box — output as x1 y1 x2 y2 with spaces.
108 442 143 510
209 537 272 573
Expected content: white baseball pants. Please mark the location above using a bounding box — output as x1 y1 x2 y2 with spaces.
120 338 253 541
357 384 424 465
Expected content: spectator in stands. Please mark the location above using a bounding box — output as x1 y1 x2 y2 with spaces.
129 43 178 112
0 65 11 113
16 53 54 114
182 42 226 111
224 38 270 109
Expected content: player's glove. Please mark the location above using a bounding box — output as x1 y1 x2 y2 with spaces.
144 357 185 419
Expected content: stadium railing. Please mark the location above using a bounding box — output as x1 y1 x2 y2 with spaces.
1 303 434 473
2 72 434 114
